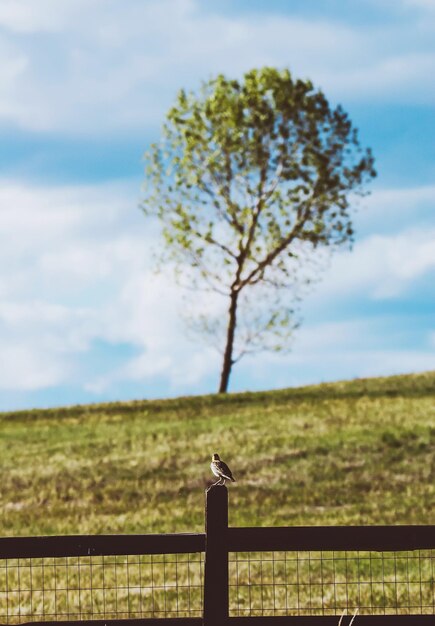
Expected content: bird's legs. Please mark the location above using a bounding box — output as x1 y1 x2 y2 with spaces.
212 477 225 486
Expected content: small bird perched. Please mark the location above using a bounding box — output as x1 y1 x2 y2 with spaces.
210 453 236 486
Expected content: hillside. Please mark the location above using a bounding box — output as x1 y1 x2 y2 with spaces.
0 371 434 536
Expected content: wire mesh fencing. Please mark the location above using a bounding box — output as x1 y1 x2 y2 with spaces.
0 552 204 623
2 549 433 623
229 549 434 617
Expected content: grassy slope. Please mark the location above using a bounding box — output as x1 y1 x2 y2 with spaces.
0 371 434 536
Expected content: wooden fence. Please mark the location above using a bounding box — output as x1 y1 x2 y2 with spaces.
0 485 433 625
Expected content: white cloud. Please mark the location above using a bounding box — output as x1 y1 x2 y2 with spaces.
308 221 435 303
237 318 435 391
358 185 435 231
292 319 377 352
320 52 435 104
0 0 433 133
0 39 27 79
0 344 71 391
0 177 222 394
0 177 434 399
0 0 90 33
403 0 435 13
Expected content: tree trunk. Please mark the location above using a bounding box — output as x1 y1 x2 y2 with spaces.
218 291 239 393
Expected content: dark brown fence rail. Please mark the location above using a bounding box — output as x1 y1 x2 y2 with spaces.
0 485 433 626
227 525 435 552
0 534 205 559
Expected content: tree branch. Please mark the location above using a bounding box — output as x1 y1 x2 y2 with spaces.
190 227 237 260
206 168 245 235
238 182 320 289
180 247 231 296
238 219 302 288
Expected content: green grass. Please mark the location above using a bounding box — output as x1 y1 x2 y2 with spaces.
1 372 434 622
0 371 434 536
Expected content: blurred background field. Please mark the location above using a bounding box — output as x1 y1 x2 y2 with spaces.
0 371 434 537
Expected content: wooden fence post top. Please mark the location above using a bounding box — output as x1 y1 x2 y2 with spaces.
205 483 228 497
205 485 228 528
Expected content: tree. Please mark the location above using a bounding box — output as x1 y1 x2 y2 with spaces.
142 67 376 393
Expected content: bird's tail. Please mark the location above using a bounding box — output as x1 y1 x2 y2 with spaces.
231 477 236 482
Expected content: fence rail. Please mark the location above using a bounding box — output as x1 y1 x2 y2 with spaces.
0 535 205 559
227 526 435 552
0 486 433 625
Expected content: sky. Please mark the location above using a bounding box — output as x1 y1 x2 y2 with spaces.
0 0 434 411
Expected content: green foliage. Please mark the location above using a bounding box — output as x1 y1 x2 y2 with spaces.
142 68 376 389
144 68 375 273
0 371 433 536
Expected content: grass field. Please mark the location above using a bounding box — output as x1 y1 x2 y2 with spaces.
0 371 434 621
1 371 434 536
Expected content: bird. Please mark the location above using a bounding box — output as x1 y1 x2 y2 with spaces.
210 453 236 486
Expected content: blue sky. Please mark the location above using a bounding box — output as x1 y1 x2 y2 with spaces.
0 0 434 411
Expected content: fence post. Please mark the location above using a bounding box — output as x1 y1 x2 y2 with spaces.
204 484 229 626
